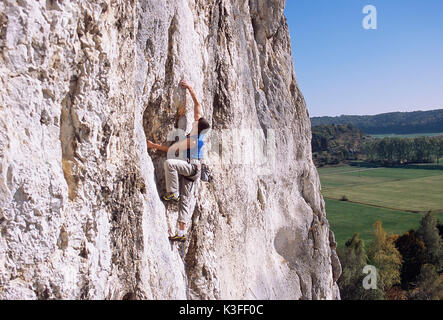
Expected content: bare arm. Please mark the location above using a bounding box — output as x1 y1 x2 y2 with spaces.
147 138 196 153
147 140 169 152
180 80 203 121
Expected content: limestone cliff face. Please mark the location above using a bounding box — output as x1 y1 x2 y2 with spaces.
0 0 341 299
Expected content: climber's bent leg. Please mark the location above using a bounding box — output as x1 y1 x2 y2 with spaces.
164 159 179 197
164 158 194 199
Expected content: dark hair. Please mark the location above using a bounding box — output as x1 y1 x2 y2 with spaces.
198 117 210 136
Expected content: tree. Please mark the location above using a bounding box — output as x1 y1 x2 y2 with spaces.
367 221 403 292
417 212 443 272
409 264 443 300
437 221 443 238
394 230 426 289
338 233 384 300
429 137 441 163
392 138 406 164
361 140 377 162
413 137 433 163
362 137 443 165
438 138 443 164
337 233 367 300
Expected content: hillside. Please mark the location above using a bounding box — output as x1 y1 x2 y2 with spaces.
312 124 371 166
311 109 443 134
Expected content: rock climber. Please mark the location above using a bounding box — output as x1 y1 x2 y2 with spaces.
147 80 210 242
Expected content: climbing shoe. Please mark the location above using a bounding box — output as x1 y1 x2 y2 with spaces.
169 234 186 242
163 193 180 202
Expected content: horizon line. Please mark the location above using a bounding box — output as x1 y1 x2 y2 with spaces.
310 107 443 118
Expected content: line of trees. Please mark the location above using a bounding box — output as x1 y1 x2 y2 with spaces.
311 109 443 134
338 212 443 300
362 136 443 165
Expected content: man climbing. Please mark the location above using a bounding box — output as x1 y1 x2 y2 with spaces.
147 80 210 242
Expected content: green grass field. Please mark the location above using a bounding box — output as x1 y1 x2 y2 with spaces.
319 165 443 247
319 166 443 212
325 199 432 247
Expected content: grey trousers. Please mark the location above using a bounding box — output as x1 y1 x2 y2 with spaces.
164 158 201 224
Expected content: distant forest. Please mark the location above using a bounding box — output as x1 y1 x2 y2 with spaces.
311 109 443 134
311 124 370 166
311 124 443 167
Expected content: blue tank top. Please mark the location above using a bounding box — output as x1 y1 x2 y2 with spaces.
188 133 205 160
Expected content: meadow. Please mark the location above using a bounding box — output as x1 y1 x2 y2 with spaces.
319 165 443 247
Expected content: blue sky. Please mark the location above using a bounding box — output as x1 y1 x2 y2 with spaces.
284 0 443 117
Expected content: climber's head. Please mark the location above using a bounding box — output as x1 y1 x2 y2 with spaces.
198 117 210 136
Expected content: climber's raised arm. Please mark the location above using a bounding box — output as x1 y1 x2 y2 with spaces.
180 79 203 121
